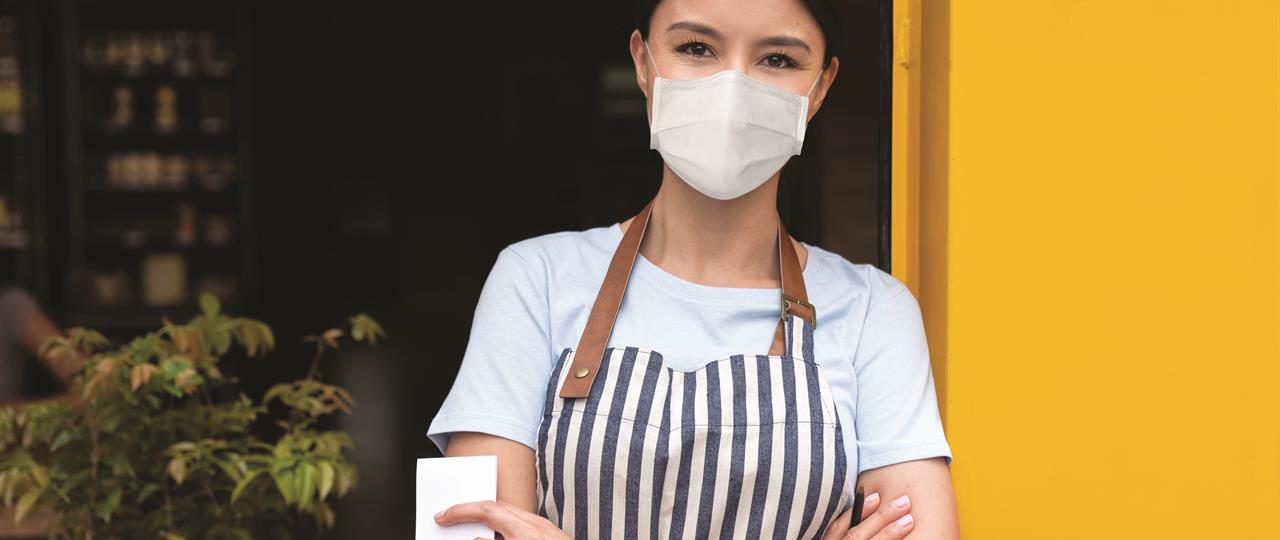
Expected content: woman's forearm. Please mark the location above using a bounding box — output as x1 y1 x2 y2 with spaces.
443 431 539 512
859 457 959 539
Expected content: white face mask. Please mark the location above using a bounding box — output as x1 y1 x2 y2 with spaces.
644 40 824 200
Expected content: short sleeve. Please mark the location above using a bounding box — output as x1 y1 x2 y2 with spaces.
852 272 954 474
427 246 554 454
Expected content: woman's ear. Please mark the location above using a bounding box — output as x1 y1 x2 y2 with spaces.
807 56 840 121
629 29 653 100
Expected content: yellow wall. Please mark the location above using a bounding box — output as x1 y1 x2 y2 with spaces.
896 0 1280 537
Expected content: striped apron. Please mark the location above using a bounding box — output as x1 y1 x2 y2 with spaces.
534 198 850 539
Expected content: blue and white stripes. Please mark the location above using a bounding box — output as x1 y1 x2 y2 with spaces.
536 314 849 539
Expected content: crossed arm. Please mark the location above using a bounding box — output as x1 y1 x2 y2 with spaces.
442 432 958 539
855 454 959 539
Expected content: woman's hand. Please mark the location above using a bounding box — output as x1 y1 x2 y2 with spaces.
822 492 917 540
435 492 913 540
434 500 568 540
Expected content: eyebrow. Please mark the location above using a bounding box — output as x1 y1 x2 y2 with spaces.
665 21 811 53
666 21 722 39
759 35 811 53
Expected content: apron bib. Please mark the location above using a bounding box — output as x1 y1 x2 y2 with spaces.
535 198 850 539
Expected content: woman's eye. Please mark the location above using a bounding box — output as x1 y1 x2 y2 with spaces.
763 54 798 69
676 42 714 58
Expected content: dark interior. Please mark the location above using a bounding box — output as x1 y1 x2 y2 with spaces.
0 0 887 536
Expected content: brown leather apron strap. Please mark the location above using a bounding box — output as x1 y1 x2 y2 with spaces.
558 197 815 398
772 214 815 354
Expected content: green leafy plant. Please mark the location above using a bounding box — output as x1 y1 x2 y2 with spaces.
0 295 384 539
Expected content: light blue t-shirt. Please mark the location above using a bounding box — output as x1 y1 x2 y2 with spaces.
428 223 953 483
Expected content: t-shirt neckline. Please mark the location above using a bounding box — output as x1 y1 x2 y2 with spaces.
607 221 824 305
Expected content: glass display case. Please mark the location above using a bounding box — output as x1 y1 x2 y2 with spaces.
60 0 254 329
0 0 46 299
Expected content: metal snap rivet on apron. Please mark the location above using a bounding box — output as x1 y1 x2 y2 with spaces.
574 367 590 379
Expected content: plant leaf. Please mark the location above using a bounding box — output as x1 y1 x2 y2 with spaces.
262 383 292 406
2 470 16 505
272 470 294 504
174 368 201 394
50 430 73 452
106 454 136 478
239 324 260 356
97 485 123 523
38 337 71 361
30 467 48 489
167 456 187 485
100 412 122 433
254 321 276 352
200 293 221 318
230 470 262 504
14 490 39 523
168 441 197 453
216 460 242 483
212 330 232 356
321 329 342 349
136 483 161 504
130 364 143 390
320 501 336 528
69 328 110 353
317 461 334 500
297 463 316 509
335 465 354 497
348 314 385 344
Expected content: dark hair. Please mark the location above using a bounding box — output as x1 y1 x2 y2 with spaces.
634 0 841 68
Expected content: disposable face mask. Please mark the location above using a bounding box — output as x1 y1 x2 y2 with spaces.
644 41 824 200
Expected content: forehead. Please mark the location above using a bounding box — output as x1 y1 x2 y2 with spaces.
649 0 823 40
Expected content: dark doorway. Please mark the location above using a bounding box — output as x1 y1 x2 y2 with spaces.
6 0 890 537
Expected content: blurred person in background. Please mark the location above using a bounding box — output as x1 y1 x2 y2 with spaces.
0 287 80 406
0 287 80 536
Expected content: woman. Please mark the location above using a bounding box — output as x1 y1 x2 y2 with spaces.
427 0 958 537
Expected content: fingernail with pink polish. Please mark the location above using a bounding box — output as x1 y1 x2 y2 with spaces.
892 494 909 509
434 510 444 520
865 492 880 504
896 514 914 527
